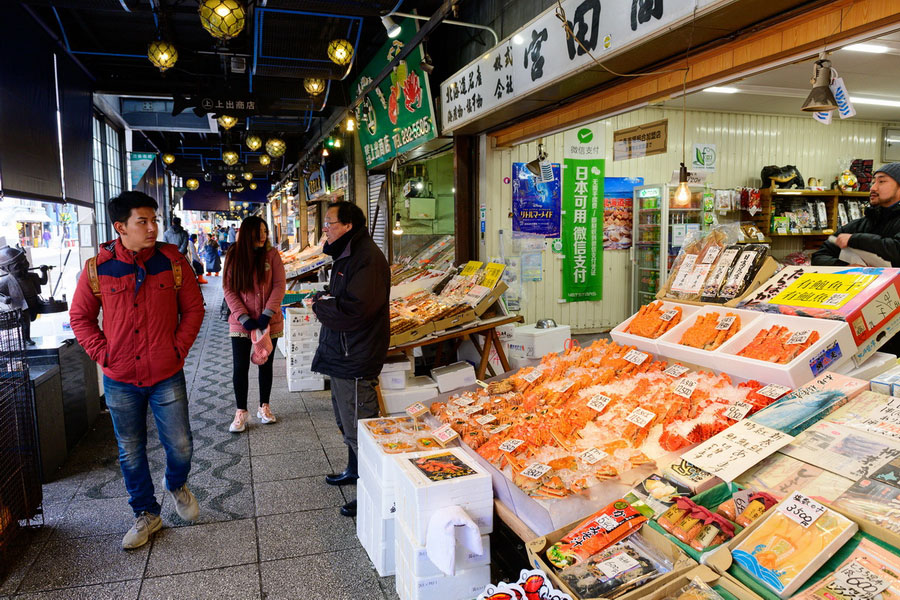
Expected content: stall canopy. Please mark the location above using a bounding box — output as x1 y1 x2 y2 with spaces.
57 53 94 207
0 4 62 203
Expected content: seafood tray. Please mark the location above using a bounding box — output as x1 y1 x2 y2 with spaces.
655 307 761 371
611 301 700 356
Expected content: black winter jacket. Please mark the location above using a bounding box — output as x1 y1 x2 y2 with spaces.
311 227 391 379
812 201 900 267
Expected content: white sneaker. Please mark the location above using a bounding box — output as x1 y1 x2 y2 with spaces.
169 484 199 522
122 512 162 549
229 410 248 432
257 404 277 424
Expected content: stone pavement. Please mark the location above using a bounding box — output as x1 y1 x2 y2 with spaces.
0 277 399 599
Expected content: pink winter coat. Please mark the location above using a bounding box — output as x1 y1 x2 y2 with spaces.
223 245 286 336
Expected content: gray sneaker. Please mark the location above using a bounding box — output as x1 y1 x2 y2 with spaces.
169 484 199 521
122 512 162 549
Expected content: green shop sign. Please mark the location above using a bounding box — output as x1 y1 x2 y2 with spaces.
561 157 604 302
352 19 437 170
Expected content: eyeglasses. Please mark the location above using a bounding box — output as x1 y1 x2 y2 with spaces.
323 220 341 228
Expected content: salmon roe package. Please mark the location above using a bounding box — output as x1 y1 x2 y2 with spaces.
546 499 647 569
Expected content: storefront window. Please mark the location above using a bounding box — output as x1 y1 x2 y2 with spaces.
91 115 125 244
390 151 455 266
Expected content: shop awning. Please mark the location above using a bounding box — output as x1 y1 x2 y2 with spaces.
13 208 52 223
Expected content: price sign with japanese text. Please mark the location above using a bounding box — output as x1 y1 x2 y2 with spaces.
681 420 794 482
596 553 640 579
405 402 429 418
757 384 792 399
588 394 613 412
660 309 679 322
673 378 698 399
725 401 753 421
626 408 656 428
623 350 649 365
716 316 736 330
520 463 552 480
432 424 459 446
828 561 890 599
579 447 608 465
476 414 497 426
664 364 690 378
787 330 813 345
499 439 525 453
778 492 827 528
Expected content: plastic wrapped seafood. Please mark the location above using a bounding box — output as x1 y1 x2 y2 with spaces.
664 578 726 600
794 538 900 600
624 302 682 338
736 325 820 364
678 312 741 350
700 245 741 302
716 244 768 301
546 499 647 569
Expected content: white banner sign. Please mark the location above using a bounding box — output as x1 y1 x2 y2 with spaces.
439 0 726 133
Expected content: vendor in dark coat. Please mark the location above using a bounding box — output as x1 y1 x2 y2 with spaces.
311 201 390 518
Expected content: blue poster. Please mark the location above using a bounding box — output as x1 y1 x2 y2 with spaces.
512 162 560 237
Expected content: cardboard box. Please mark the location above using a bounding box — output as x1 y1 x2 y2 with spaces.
379 371 407 391
381 376 439 414
507 324 572 359
639 565 764 600
525 523 697 600
390 321 435 348
430 361 476 393
430 309 477 334
472 280 508 317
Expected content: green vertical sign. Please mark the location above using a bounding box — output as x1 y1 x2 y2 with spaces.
562 158 604 301
352 19 437 170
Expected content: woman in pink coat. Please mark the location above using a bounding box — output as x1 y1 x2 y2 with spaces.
222 216 286 432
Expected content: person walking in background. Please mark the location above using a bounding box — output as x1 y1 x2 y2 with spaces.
227 224 236 247
218 226 228 254
163 217 189 255
187 234 207 284
311 201 390 518
204 233 220 276
42 229 51 248
222 216 285 433
69 191 204 549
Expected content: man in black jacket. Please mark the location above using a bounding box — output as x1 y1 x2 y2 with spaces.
311 201 390 518
812 163 900 267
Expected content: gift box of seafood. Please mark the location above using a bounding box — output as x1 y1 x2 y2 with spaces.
526 515 697 600
611 301 700 356
737 266 900 351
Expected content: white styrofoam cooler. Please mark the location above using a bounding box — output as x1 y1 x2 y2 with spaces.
379 370 408 390
395 516 489 578
357 477 396 577
287 376 325 392
382 355 415 373
430 361 476 393
381 376 439 414
395 545 491 600
610 301 701 356
392 448 493 546
507 324 571 359
654 306 762 369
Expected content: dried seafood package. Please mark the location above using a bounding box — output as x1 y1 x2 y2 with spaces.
666 229 734 302
700 245 741 303
716 244 768 302
557 531 673 599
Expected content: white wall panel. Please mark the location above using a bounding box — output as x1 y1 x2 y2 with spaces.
483 107 894 332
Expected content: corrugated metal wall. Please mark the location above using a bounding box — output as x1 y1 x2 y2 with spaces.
483 106 894 332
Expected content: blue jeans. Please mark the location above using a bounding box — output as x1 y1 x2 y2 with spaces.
103 371 193 517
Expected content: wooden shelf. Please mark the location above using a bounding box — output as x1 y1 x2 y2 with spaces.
759 188 863 237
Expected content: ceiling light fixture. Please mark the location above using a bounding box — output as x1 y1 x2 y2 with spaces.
704 86 740 94
147 39 178 72
326 137 335 148
304 78 326 95
392 213 403 236
512 34 525 45
345 116 356 132
217 114 238 130
322 147 329 157
226 173 236 180
198 0 245 41
245 134 261 151
222 150 239 165
265 137 286 157
381 15 402 38
333 138 342 149
162 153 175 165
259 154 271 166
249 182 257 190
186 178 200 190
848 96 900 107
673 73 691 207
801 54 838 112
243 171 253 180
843 43 889 53
327 39 354 66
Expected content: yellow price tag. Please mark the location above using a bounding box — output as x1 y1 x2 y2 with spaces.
482 262 506 289
769 273 877 309
459 261 484 278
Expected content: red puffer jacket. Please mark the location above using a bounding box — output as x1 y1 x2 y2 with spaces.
70 239 205 387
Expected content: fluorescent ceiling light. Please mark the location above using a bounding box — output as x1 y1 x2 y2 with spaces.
850 96 900 107
843 43 889 53
704 86 740 94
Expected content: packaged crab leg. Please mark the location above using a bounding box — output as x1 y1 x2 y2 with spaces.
546 499 647 569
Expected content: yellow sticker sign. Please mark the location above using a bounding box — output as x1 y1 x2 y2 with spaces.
482 262 506 289
769 273 877 309
459 261 483 278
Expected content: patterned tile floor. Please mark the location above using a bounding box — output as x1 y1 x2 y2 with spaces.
0 277 399 600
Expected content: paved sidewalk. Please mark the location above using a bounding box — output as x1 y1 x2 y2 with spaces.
0 277 398 599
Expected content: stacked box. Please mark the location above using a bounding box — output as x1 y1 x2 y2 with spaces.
357 417 451 577
392 448 493 600
283 306 325 392
381 376 439 414
430 362 476 393
379 355 415 391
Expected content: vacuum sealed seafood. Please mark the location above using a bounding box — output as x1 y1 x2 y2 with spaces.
546 499 647 569
736 325 820 364
624 301 683 338
678 312 741 350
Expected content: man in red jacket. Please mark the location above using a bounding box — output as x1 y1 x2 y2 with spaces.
70 191 205 549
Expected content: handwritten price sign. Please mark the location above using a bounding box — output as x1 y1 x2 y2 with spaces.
757 384 792 399
716 316 737 331
499 439 525 452
779 492 827 528
725 401 753 421
673 378 698 399
660 309 679 322
588 395 613 412
664 364 690 378
626 407 656 428
623 350 649 365
828 560 890 599
520 463 551 480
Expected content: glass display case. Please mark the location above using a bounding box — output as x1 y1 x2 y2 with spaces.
631 183 703 312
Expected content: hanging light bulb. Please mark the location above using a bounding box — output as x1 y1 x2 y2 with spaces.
327 39 354 65
801 54 839 112
673 163 692 207
265 137 286 157
392 213 403 236
334 138 342 149
259 154 271 166
322 147 329 157
226 173 237 180
242 171 253 180
381 15 401 39
249 182 257 190
185 178 200 190
162 153 176 165
222 150 239 165
234 185 244 192
245 134 262 151
217 114 238 130
147 39 178 72
198 0 245 41
345 116 356 132
304 78 326 96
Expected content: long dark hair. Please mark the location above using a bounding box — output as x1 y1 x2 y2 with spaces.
224 216 269 294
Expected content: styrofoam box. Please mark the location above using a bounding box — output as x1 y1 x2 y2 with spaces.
358 418 452 489
379 370 407 391
508 354 542 372
357 478 396 577
392 448 493 546
395 546 490 600
287 377 325 392
288 352 315 367
430 361 476 393
382 355 415 373
284 307 318 325
287 325 320 341
507 324 571 359
381 377 439 414
654 306 761 369
288 339 318 354
836 351 897 381
611 301 701 356
359 458 398 520
395 516 489 578
496 323 517 342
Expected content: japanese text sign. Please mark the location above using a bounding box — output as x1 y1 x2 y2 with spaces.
562 157 604 301
681 419 794 482
770 273 877 310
